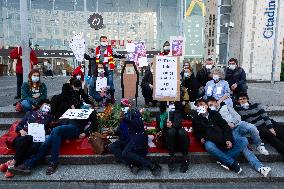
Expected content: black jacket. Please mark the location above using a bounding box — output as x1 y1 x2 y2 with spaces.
225 67 247 94
140 68 153 98
192 110 234 150
196 67 212 87
181 74 199 102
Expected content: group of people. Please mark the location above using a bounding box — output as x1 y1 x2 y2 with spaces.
3 38 284 179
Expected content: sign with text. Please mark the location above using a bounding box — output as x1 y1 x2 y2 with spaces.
96 77 108 91
28 123 45 142
153 56 180 101
60 109 94 120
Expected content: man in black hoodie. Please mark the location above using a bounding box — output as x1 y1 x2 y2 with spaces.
192 99 248 174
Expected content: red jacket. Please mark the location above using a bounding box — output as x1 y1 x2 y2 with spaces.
72 65 84 81
9 47 38 74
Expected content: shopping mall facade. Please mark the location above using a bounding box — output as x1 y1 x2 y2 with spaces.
0 0 283 81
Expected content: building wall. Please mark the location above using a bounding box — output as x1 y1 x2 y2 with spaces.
230 0 284 81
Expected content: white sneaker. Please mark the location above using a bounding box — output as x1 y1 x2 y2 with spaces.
258 166 271 177
256 143 269 155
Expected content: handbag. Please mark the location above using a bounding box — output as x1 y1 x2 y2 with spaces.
88 132 111 154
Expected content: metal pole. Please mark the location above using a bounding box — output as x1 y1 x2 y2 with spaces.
20 0 30 82
271 0 281 84
96 0 99 13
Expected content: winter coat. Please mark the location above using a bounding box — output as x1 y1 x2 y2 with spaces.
21 82 47 106
225 67 247 94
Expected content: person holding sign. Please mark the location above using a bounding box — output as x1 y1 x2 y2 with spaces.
19 69 47 112
2 100 53 178
159 41 171 56
204 67 233 107
156 102 190 173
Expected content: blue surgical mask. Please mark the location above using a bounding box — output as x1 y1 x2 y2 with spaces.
31 76 39 83
213 74 220 81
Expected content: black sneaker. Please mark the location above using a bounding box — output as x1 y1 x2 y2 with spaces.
8 164 31 175
180 160 189 173
229 161 242 174
46 163 58 175
129 164 140 175
168 158 176 172
149 163 162 176
216 161 230 171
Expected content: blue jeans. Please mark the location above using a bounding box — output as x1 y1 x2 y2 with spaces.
204 136 248 166
232 128 263 171
21 99 33 112
234 121 262 147
109 140 151 167
24 124 80 168
89 76 96 99
107 70 114 92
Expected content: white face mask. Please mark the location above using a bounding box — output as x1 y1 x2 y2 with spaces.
209 106 217 111
121 107 129 114
76 75 81 80
213 74 220 81
241 102 249 109
228 65 236 70
197 106 207 115
184 73 189 78
41 104 51 113
31 76 39 83
205 65 213 70
164 46 170 51
169 104 175 112
100 42 108 46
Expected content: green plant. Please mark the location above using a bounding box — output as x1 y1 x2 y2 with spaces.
142 109 152 124
146 128 157 135
97 104 122 132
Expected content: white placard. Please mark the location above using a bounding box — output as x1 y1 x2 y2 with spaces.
69 32 86 62
96 77 108 91
60 109 94 119
154 56 179 100
216 87 223 95
28 123 45 142
138 57 148 67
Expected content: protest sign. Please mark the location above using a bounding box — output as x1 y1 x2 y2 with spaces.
170 36 185 57
28 123 45 142
60 109 94 120
69 32 86 62
96 77 108 91
153 56 180 101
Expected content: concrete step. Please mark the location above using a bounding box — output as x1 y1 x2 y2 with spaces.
0 144 283 165
1 162 284 183
0 118 21 130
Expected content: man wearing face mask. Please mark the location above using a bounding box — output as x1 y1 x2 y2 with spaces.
140 63 157 107
207 97 271 177
159 41 171 56
192 99 248 174
225 58 247 97
235 93 284 156
94 36 125 101
196 58 215 97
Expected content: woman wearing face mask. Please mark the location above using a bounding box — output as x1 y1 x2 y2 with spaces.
180 65 199 117
72 63 85 82
1 100 53 178
204 67 233 107
20 69 47 112
159 41 171 56
225 58 248 97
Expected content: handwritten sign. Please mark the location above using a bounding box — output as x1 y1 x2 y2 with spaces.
28 123 45 142
69 32 86 62
153 56 180 101
96 77 108 91
60 109 94 120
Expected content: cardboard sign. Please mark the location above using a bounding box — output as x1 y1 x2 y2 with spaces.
28 123 45 142
153 56 180 101
60 109 94 120
96 77 108 91
121 61 139 100
138 57 148 67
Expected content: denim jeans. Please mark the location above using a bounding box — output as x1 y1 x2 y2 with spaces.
234 121 262 147
109 140 151 167
107 70 114 92
24 124 80 168
21 99 33 112
232 129 263 171
204 136 248 166
89 76 96 99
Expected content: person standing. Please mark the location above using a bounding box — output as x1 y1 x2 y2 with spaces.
94 36 124 101
9 43 38 99
159 41 171 56
196 58 215 97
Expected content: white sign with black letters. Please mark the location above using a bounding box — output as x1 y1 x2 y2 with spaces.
28 123 45 142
